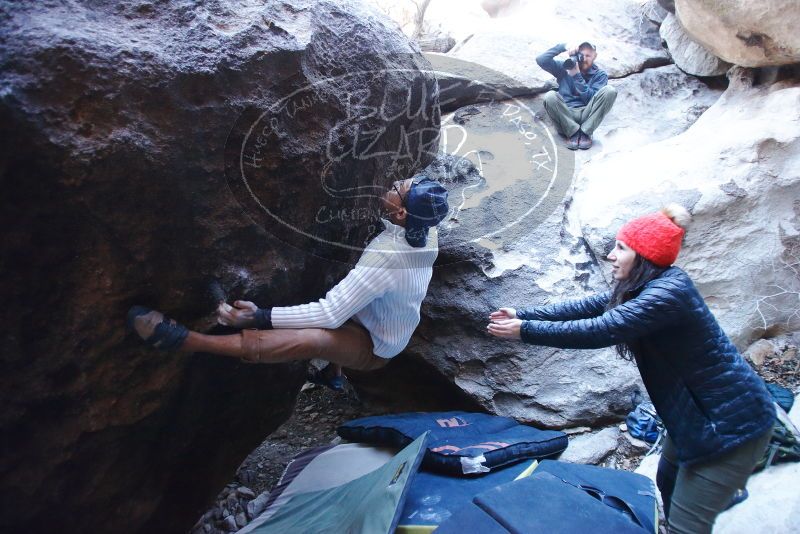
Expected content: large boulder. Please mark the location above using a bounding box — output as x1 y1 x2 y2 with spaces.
0 1 438 533
571 67 800 348
660 13 732 77
447 0 671 92
675 0 800 67
644 0 670 25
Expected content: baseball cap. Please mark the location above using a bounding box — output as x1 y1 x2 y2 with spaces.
404 175 449 248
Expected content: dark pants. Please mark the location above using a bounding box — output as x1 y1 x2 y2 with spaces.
656 431 771 533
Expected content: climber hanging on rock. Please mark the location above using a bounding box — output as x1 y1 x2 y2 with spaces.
536 41 617 150
128 175 449 387
487 204 775 534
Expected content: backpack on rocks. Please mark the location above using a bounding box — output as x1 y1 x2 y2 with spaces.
625 402 664 445
754 403 800 472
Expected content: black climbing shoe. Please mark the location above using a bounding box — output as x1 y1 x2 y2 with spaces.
127 306 189 351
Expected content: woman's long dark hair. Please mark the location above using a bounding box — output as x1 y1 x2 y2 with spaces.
606 254 668 361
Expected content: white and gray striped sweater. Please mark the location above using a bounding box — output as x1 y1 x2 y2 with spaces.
271 219 438 358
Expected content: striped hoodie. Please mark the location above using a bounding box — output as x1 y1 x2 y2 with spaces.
271 218 438 358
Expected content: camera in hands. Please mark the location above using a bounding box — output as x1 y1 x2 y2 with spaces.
563 52 584 71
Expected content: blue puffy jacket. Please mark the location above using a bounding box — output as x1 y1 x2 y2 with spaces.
516 266 775 465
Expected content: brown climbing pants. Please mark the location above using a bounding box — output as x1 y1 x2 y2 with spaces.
240 320 389 371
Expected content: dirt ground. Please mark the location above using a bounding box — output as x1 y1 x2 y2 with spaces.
234 382 384 496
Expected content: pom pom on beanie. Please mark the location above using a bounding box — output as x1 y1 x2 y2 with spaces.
616 204 691 267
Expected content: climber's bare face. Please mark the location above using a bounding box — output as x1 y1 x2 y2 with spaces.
381 178 413 226
607 240 636 280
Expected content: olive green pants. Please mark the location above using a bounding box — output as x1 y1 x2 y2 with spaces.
542 85 617 137
656 430 771 534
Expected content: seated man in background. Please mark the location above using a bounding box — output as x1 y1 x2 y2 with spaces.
128 176 449 384
536 42 617 150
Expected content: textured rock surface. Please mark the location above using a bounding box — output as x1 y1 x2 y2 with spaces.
675 0 800 67
571 67 800 348
582 64 724 156
660 13 732 77
657 0 675 13
744 339 777 366
447 0 671 92
559 427 621 464
0 1 437 533
424 53 538 112
644 0 670 24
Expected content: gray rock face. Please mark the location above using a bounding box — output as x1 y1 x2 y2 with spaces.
657 0 676 13
660 13 732 77
0 1 438 533
559 427 621 464
644 0 670 24
425 53 539 112
419 36 457 53
675 0 800 67
594 64 724 156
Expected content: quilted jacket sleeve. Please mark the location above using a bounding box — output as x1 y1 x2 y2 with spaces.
519 280 688 349
516 291 611 321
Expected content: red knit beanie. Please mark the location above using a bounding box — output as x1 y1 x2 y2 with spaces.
616 204 691 267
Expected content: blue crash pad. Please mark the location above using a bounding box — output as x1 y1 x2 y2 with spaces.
397 459 537 532
434 460 657 534
338 411 568 476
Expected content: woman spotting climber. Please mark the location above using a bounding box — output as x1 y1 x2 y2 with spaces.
128 176 448 385
487 204 775 534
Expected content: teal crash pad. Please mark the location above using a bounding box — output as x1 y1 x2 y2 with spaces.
242 432 428 534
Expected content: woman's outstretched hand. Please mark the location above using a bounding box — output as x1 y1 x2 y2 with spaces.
487 318 522 340
489 308 517 321
217 300 258 329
